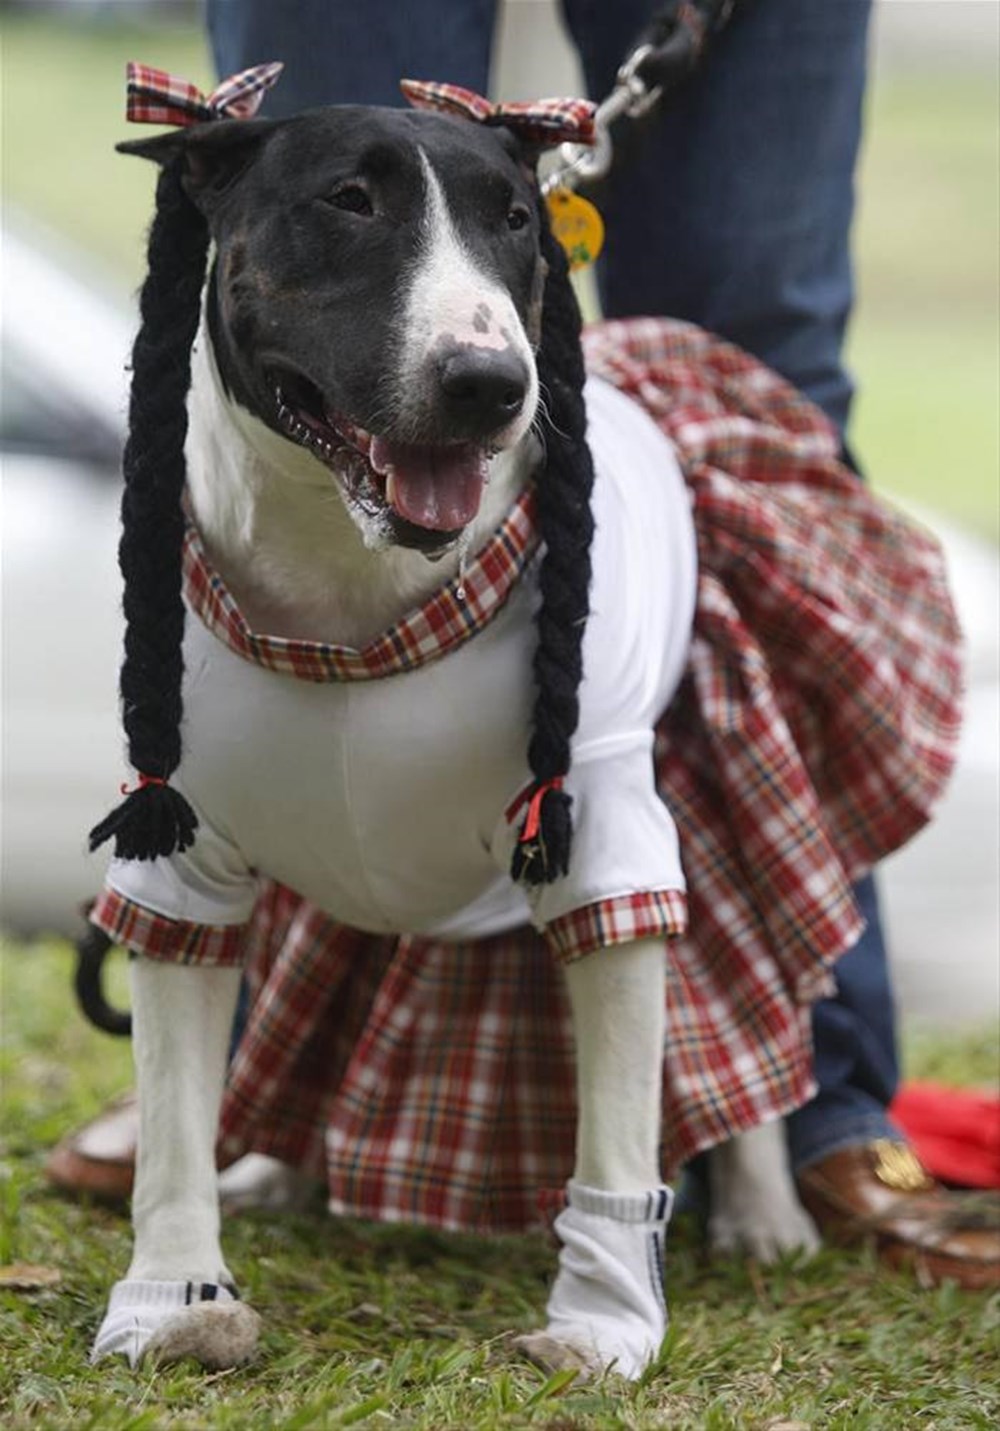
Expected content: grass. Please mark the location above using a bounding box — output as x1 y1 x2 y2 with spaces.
2 936 999 1429
2 11 998 543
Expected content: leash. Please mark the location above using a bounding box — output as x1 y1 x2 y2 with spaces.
541 1 741 269
541 44 665 198
542 1 738 196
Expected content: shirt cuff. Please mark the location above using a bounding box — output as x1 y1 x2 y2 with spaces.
91 887 248 967
544 889 687 965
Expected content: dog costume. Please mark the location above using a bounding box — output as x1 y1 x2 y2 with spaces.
92 311 961 1231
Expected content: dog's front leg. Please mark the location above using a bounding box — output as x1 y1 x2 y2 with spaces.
91 958 260 1369
517 938 671 1380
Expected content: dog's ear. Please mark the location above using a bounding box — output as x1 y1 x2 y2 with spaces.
117 117 279 211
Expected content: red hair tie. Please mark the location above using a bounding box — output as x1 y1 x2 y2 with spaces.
119 773 169 796
519 777 565 844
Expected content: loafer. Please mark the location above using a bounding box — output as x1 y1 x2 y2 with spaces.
45 1092 136 1203
796 1140 1000 1290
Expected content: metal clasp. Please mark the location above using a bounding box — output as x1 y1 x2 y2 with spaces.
541 44 663 196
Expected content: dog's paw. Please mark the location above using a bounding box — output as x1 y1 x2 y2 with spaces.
709 1198 821 1261
91 1280 260 1369
218 1153 320 1214
707 1121 822 1262
143 1301 262 1369
514 1317 660 1381
513 1328 598 1378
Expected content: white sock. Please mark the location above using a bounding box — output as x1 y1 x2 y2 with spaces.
543 1181 674 1378
91 1278 243 1366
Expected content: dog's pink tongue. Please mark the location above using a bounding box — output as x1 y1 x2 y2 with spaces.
370 437 486 531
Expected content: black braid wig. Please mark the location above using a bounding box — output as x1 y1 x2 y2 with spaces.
88 159 207 860
510 198 596 884
90 155 597 889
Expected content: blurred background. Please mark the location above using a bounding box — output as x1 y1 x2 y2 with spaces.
2 0 998 1031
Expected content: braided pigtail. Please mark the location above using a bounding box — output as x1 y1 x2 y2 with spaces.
89 160 209 860
510 201 597 886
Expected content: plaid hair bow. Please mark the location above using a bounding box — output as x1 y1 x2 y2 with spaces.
401 79 596 149
126 60 284 127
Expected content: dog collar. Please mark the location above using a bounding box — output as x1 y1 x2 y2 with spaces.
125 60 284 127
182 486 540 684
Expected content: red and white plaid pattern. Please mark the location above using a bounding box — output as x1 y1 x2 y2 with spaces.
93 887 245 966
125 60 283 128
97 318 963 1233
546 890 688 964
401 79 596 149
182 487 539 681
93 882 687 981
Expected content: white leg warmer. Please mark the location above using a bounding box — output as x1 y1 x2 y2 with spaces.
518 1180 674 1379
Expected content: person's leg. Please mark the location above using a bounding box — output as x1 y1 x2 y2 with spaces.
207 0 496 115
786 875 901 1171
562 0 907 1157
561 0 871 432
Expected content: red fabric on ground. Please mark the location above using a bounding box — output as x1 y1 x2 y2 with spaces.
890 1081 1000 1190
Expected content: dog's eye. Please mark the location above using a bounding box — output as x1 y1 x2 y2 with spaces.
506 204 531 232
327 183 374 216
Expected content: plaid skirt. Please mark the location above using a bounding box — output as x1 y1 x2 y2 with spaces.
215 317 962 1232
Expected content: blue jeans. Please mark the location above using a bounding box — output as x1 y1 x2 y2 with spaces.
209 0 900 1169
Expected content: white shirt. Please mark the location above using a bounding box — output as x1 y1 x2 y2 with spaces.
106 376 697 941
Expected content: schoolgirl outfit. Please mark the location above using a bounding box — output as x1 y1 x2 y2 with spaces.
92 317 962 1233
98 372 696 962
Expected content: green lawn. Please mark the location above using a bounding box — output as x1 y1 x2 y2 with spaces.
2 937 999 1430
2 12 998 542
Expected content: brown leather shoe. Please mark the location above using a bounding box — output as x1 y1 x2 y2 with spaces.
796 1140 1000 1290
45 1092 136 1203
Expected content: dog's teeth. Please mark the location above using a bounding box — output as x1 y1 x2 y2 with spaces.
385 471 397 509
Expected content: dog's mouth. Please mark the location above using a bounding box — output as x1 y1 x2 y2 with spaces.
270 369 491 548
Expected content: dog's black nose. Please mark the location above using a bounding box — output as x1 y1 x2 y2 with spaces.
438 348 528 432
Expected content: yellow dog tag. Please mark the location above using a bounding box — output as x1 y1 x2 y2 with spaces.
545 187 605 272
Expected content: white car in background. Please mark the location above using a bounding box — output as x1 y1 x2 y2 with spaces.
2 221 997 1027
2 221 128 932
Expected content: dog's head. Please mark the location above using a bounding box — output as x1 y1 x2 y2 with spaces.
98 91 593 882
122 107 545 553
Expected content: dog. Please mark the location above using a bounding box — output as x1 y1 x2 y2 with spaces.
84 85 844 1379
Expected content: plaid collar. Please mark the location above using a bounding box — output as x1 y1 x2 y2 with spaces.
182 487 539 683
